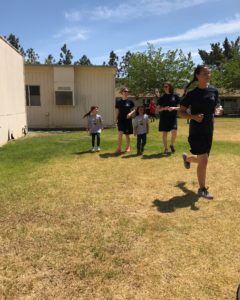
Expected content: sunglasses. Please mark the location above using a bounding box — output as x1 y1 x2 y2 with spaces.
123 90 129 92
163 85 169 88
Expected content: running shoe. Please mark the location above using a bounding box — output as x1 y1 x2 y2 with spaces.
96 147 101 152
198 187 213 200
182 153 190 169
91 147 95 152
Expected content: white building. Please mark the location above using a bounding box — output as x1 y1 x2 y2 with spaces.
25 65 116 129
0 36 27 146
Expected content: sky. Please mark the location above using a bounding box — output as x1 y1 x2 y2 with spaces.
1 0 240 65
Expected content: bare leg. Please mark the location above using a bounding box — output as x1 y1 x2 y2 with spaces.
196 154 208 189
126 134 130 148
117 132 123 149
171 129 177 146
162 132 168 150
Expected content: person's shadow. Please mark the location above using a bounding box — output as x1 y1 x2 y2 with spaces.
99 152 121 158
152 181 200 213
142 152 171 159
74 150 93 155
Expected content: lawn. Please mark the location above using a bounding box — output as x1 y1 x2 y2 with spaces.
0 118 239 299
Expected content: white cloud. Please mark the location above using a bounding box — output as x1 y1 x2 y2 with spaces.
64 11 82 22
53 27 89 42
116 15 240 53
90 0 213 20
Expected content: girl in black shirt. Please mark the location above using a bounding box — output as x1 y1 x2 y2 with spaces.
115 87 135 153
179 65 223 199
157 82 180 153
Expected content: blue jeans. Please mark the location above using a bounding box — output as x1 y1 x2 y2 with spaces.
137 133 147 152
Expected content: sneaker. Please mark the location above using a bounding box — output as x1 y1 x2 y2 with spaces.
125 146 131 153
170 145 175 153
182 153 190 169
91 147 95 152
198 187 213 200
96 147 101 152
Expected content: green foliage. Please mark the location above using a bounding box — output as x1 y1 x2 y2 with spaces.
5 33 25 56
58 44 73 65
122 44 194 97
108 50 118 67
198 37 240 69
25 48 40 64
211 51 240 89
74 55 92 65
44 54 56 64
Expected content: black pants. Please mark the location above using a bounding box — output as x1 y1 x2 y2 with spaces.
137 133 147 152
91 133 100 147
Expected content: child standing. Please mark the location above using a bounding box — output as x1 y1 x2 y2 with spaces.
83 106 103 152
134 106 149 155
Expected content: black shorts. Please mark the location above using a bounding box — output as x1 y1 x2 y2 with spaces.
159 115 177 132
188 133 213 155
117 119 133 134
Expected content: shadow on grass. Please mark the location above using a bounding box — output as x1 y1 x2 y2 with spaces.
152 181 200 213
121 153 141 159
74 150 93 155
142 152 172 159
99 152 122 158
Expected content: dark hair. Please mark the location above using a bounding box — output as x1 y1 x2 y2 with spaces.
164 82 174 94
183 65 208 96
83 106 98 118
136 105 145 116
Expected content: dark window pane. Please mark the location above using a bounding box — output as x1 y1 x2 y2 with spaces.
55 91 73 105
29 86 40 96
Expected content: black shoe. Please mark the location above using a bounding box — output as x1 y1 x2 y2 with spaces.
170 145 175 153
197 187 213 200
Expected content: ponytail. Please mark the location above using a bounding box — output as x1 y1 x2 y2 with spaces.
83 106 98 118
183 65 207 97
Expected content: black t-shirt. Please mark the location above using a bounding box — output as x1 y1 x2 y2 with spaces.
158 93 180 117
181 85 219 133
115 99 135 120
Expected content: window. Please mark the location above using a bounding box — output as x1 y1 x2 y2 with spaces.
25 85 41 106
55 91 74 105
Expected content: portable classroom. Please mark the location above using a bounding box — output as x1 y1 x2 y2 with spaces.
0 36 27 146
24 64 116 129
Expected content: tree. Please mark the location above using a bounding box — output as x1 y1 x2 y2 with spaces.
123 44 194 97
44 54 56 64
5 33 25 56
74 55 92 65
198 37 240 69
118 51 132 78
211 51 240 90
108 50 118 67
25 48 40 64
58 44 73 65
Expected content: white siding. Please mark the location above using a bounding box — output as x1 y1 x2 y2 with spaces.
25 65 116 128
0 37 27 146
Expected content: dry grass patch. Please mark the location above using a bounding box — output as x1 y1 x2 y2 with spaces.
1 147 240 299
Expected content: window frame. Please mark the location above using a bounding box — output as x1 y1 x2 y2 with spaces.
25 85 41 107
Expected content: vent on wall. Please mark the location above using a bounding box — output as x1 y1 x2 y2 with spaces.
55 90 74 105
54 67 75 106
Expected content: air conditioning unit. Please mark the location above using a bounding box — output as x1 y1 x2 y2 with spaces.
54 67 75 106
